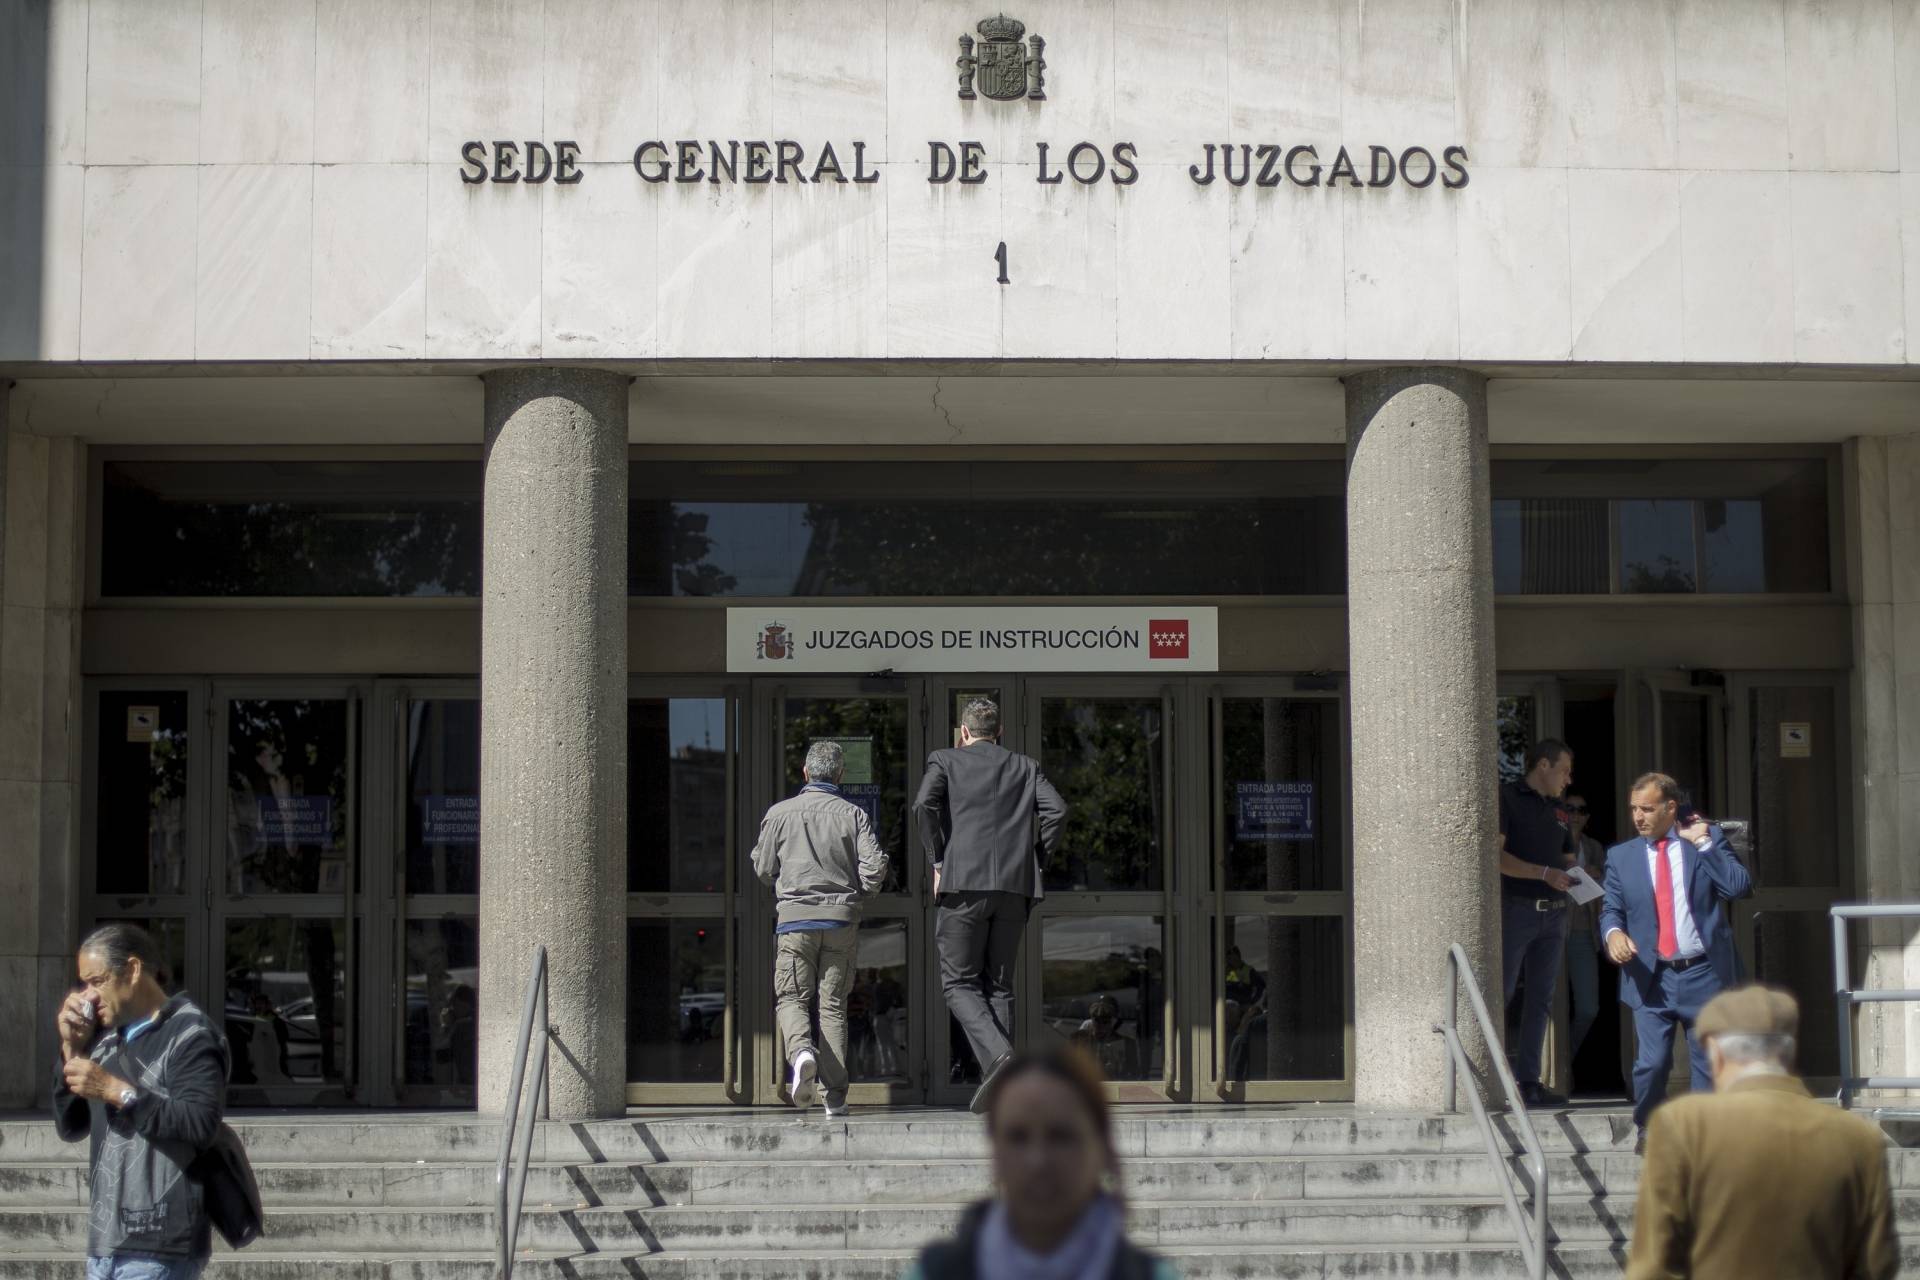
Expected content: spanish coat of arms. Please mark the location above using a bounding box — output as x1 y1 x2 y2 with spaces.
958 14 1046 101
756 623 795 661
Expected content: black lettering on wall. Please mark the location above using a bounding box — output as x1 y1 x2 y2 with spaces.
959 141 987 184
1190 142 1217 186
1442 145 1470 189
1255 144 1282 188
1399 146 1436 188
524 141 554 183
492 140 520 183
1285 145 1321 187
1111 141 1139 186
852 140 880 183
744 140 774 183
459 141 487 184
1036 141 1064 184
554 140 582 184
634 141 668 182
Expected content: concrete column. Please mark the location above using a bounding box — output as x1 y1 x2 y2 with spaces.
478 368 629 1119
0 392 87 1109
1345 368 1501 1109
1846 435 1920 1101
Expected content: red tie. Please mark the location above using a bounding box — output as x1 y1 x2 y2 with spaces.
1653 837 1679 960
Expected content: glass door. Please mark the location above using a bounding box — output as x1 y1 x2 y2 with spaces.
367 681 481 1107
1727 674 1850 1087
1207 682 1351 1101
82 682 205 1007
1021 679 1180 1101
211 684 361 1105
755 680 920 1106
626 682 743 1104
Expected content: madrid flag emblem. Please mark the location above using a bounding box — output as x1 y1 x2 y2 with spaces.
1149 619 1190 659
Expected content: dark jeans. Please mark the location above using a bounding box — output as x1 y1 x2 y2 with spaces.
1629 958 1719 1129
1501 896 1570 1087
936 890 1029 1069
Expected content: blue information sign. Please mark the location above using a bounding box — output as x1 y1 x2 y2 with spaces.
1234 781 1314 842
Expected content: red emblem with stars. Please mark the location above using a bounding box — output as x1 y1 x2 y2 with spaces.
1148 619 1190 659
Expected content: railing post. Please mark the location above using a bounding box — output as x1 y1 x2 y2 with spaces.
1832 910 1853 1110
1442 948 1458 1114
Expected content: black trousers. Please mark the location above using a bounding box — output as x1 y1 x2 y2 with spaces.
936 890 1029 1069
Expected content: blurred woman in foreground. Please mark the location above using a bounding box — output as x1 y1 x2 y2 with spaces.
903 1048 1177 1280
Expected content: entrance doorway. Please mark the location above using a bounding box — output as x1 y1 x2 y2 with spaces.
698 675 1353 1107
84 672 1354 1108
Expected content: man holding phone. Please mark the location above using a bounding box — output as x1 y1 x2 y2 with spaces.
1600 773 1752 1149
52 922 229 1279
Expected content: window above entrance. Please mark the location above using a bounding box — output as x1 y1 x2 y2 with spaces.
96 454 1831 599
628 460 1346 598
1490 457 1830 595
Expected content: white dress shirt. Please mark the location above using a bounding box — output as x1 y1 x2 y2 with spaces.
1606 825 1708 960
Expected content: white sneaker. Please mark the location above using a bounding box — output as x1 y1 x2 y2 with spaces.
788 1050 818 1109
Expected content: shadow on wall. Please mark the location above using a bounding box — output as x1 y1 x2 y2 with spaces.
2 2 52 365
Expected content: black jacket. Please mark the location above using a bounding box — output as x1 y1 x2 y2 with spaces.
909 1202 1170 1280
913 741 1067 899
53 993 230 1259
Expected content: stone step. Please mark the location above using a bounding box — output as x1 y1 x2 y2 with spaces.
0 1196 1678 1254
0 1109 1647 1165
0 1246 1647 1280
0 1151 1665 1209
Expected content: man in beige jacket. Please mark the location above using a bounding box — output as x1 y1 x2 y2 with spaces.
1626 984 1899 1280
751 739 887 1116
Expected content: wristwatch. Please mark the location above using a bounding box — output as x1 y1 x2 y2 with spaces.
116 1086 137 1111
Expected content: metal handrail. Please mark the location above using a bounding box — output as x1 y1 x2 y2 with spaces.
1831 904 1920 1109
1435 943 1549 1280
495 945 551 1279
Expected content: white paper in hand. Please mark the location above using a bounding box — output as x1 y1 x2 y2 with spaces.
1563 866 1604 906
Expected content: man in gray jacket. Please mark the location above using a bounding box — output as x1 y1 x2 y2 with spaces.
913 697 1067 1111
53 922 230 1280
752 740 888 1115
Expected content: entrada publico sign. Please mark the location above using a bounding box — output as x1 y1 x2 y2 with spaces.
459 13 1468 194
726 608 1221 674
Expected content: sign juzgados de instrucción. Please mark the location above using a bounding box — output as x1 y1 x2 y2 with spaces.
728 607 1219 673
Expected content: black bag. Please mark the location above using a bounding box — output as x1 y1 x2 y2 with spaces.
189 1123 264 1249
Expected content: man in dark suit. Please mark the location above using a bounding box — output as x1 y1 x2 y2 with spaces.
912 696 1066 1112
1600 771 1752 1146
1626 985 1898 1280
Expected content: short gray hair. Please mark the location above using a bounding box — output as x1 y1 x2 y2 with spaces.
1713 1032 1795 1069
79 922 164 984
804 740 845 783
960 697 1000 739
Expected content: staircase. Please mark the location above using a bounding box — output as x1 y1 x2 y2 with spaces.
1 1107 1914 1278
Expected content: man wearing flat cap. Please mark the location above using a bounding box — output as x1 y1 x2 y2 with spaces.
1625 984 1899 1280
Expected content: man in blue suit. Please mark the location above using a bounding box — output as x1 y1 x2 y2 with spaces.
1600 771 1752 1146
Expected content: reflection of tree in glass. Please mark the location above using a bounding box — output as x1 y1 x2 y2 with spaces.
1625 554 1696 594
1495 696 1536 785
226 700 349 895
105 473 483 597
627 505 739 596
776 499 1342 596
1042 702 1162 891
779 699 908 894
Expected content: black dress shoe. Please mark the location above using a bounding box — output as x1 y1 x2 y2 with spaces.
1519 1082 1568 1108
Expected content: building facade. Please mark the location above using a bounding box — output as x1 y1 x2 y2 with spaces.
2 0 1918 1118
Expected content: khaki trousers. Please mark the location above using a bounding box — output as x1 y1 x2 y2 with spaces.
774 923 860 1103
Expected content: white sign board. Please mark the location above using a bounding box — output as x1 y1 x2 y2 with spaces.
1779 722 1812 758
727 607 1219 673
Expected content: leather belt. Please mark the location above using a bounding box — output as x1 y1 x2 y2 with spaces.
1660 954 1709 972
1504 896 1569 912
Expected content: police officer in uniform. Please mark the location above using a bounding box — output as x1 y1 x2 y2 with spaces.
1497 739 1577 1107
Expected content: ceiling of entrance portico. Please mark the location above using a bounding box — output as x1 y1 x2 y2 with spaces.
7 368 1919 445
